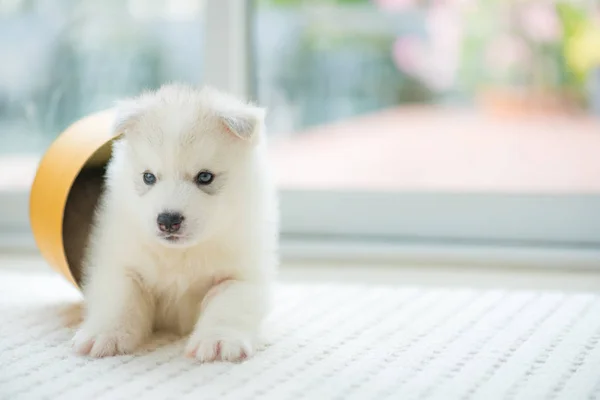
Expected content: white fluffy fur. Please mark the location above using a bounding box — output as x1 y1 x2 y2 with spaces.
72 84 278 362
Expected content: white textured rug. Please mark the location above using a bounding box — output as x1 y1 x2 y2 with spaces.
1 269 600 400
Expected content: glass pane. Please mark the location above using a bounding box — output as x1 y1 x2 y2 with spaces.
0 0 205 157
253 0 600 193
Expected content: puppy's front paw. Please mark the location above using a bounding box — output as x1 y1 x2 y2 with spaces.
72 325 144 358
185 329 254 363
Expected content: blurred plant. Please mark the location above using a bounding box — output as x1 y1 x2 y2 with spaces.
379 0 469 100
258 0 598 117
377 0 599 108
557 3 600 86
509 1 568 97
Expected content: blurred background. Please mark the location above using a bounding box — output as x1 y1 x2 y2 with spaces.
1 0 600 263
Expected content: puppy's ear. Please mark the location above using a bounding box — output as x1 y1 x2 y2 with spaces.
218 106 266 143
112 99 145 136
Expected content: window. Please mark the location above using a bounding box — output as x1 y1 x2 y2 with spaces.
251 0 600 259
2 0 600 264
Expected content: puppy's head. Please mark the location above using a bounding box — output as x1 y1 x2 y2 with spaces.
109 84 266 248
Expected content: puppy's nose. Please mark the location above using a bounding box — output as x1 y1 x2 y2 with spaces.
157 212 184 233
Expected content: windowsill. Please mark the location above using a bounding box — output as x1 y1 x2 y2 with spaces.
3 252 600 293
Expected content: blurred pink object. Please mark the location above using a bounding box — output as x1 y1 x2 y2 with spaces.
519 2 561 43
593 8 600 25
392 36 426 76
372 0 416 12
391 3 462 92
485 34 531 73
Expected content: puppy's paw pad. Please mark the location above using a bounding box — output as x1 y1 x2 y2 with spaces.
185 333 253 363
72 327 141 358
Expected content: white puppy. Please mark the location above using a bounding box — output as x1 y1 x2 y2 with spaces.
72 84 278 362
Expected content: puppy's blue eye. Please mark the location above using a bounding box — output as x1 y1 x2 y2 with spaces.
196 171 214 185
143 172 157 185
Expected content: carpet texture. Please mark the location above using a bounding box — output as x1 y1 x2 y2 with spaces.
1 270 600 400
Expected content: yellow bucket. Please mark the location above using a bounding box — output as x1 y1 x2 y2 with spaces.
29 109 118 289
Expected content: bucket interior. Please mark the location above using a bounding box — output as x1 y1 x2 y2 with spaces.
61 141 113 286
